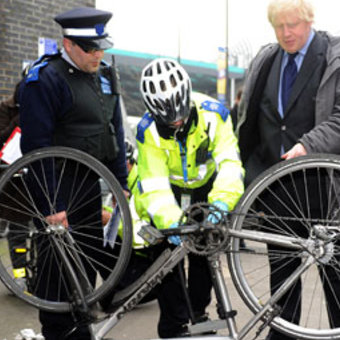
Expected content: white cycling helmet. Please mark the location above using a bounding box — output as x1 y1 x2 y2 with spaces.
140 58 192 125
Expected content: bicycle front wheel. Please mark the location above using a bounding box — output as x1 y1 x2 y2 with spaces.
228 154 340 339
0 147 132 312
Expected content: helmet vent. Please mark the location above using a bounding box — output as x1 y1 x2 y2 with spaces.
145 67 152 77
181 84 185 98
157 62 162 74
177 70 183 81
149 81 156 94
146 95 153 108
160 80 166 91
170 75 177 87
142 81 147 92
176 92 180 106
154 99 163 111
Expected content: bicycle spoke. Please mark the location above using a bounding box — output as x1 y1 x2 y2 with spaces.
0 147 132 312
228 154 340 339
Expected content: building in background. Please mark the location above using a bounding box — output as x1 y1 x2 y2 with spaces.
0 0 95 101
0 0 245 117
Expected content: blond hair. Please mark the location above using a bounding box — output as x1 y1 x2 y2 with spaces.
268 0 314 26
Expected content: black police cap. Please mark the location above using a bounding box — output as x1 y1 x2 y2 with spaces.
54 7 113 50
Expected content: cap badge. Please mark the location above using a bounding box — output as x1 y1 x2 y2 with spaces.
95 23 105 36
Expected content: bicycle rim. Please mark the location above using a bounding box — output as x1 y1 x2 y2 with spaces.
228 154 340 339
0 147 132 312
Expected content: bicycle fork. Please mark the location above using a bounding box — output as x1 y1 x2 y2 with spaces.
49 231 96 339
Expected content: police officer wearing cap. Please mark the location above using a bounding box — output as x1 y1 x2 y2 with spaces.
19 7 128 340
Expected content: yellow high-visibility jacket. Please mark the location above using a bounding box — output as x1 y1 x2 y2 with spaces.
136 92 244 229
126 163 151 248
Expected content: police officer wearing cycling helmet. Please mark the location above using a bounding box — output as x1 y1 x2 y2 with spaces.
137 58 244 338
19 7 128 340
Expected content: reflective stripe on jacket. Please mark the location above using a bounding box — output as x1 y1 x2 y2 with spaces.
137 92 244 229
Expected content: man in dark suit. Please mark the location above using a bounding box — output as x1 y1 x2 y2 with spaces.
237 0 340 339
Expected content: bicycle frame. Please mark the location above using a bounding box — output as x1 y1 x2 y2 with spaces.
3 151 340 339
88 227 314 340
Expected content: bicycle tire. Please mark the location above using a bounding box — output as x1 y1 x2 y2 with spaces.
0 146 132 312
228 154 340 339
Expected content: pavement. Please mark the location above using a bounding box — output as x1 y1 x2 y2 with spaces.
0 255 263 340
0 282 40 340
6 239 333 340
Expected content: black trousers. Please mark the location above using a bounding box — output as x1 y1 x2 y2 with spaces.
33 167 117 340
154 175 216 338
260 170 340 340
151 242 212 338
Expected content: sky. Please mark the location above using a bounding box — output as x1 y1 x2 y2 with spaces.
96 0 340 65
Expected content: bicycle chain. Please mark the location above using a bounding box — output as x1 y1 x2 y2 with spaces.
179 202 340 256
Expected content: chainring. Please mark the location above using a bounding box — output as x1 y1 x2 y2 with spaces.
179 202 230 256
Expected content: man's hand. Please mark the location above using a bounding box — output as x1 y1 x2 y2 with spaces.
281 143 307 160
123 189 130 199
46 210 69 228
111 190 130 208
102 209 111 226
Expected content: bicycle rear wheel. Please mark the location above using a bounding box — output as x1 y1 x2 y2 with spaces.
0 147 132 312
228 154 340 339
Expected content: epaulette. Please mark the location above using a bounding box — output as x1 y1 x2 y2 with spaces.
201 100 230 122
25 62 49 83
25 52 60 84
136 112 154 144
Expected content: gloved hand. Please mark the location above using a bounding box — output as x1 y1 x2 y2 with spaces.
207 201 229 224
168 222 181 246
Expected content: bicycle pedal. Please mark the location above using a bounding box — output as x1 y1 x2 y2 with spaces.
138 225 164 245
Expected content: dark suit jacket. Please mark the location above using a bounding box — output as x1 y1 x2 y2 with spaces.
239 32 328 186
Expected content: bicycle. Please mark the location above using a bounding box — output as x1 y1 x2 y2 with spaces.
0 147 132 314
1 148 340 339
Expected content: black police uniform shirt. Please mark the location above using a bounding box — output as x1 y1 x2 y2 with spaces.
19 52 128 191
